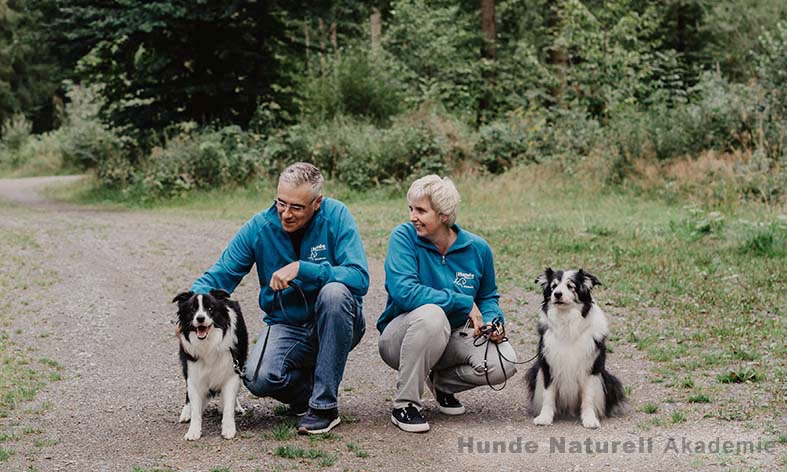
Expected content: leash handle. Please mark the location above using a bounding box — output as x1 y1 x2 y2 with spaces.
471 317 538 392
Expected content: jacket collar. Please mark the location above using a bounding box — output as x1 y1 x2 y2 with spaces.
413 223 471 254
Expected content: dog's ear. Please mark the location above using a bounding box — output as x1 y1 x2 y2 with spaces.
535 267 554 288
209 288 231 301
578 269 601 290
172 291 194 304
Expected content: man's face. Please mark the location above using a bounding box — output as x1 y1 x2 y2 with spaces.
275 182 322 233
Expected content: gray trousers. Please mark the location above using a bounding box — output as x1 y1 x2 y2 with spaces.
378 304 518 410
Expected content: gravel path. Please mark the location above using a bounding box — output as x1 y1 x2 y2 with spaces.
0 176 782 471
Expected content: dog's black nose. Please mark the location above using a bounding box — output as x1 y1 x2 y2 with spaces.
554 291 562 299
196 316 205 323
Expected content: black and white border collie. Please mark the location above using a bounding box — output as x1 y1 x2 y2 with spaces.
172 289 248 440
526 268 625 429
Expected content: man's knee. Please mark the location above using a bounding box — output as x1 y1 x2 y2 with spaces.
244 369 286 398
315 282 352 312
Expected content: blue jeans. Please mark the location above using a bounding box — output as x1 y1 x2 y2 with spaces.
243 282 365 410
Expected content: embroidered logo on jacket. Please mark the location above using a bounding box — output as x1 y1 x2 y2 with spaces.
454 271 476 289
309 243 327 262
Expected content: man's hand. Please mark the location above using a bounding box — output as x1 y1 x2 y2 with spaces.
270 261 300 291
468 303 484 337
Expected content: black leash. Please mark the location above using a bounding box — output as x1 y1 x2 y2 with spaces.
470 317 538 391
240 283 309 384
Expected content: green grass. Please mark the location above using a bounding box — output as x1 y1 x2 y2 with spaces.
274 445 334 465
687 394 711 403
641 403 659 414
308 432 341 443
671 411 687 424
269 423 296 441
0 228 64 420
47 165 787 419
347 442 369 458
717 369 762 384
0 447 14 461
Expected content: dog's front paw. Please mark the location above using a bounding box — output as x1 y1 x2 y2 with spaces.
184 428 201 441
533 412 554 426
221 425 237 439
234 398 246 415
581 412 600 429
179 404 191 423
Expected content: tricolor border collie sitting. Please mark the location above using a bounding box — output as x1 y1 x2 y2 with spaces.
173 289 248 440
526 268 625 429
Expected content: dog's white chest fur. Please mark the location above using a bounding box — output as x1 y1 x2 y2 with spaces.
183 330 237 389
541 304 608 413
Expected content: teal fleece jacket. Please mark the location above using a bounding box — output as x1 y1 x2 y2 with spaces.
376 223 504 333
192 198 369 326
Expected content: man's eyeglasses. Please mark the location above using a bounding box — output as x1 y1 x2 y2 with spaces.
274 196 317 214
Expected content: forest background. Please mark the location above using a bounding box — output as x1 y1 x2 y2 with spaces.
0 0 786 205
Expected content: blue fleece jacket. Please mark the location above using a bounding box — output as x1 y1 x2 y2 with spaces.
191 198 369 326
376 222 504 333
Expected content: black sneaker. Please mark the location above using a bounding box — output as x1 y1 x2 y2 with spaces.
435 389 465 415
297 407 340 435
391 403 430 433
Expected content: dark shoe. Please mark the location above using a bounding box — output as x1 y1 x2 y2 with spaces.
435 389 465 415
284 403 308 417
391 403 430 433
297 407 340 435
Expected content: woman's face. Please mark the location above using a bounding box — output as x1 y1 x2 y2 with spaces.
408 197 445 239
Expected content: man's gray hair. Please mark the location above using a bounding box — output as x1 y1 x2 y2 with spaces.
279 162 324 196
407 175 461 227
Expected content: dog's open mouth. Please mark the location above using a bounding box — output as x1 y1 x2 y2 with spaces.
196 325 212 339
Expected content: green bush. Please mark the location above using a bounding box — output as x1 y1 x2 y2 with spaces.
0 114 33 167
476 108 550 173
125 126 264 200
754 21 787 161
263 111 469 190
298 48 404 125
383 0 482 119
57 84 124 170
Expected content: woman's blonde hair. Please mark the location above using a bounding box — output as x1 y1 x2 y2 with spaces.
407 175 461 226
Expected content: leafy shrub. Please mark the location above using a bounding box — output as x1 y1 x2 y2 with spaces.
263 110 470 190
476 107 601 174
476 108 550 173
383 0 482 118
754 21 787 161
57 84 124 170
103 125 264 200
0 114 33 167
298 48 404 125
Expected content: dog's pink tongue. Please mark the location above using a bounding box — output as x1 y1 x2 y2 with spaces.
197 326 209 338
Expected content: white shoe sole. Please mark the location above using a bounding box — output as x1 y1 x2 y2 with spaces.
391 414 430 433
438 404 466 415
298 416 341 435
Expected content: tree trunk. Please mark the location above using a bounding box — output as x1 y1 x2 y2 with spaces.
546 0 567 107
370 8 382 51
478 0 496 126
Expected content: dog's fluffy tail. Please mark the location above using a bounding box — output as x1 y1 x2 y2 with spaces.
602 370 629 417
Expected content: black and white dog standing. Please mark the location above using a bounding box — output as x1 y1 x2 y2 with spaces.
526 268 625 429
173 289 248 440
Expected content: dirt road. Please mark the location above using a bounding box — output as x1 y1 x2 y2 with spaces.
0 176 782 471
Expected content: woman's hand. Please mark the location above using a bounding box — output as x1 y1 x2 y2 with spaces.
487 324 505 344
468 303 484 337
